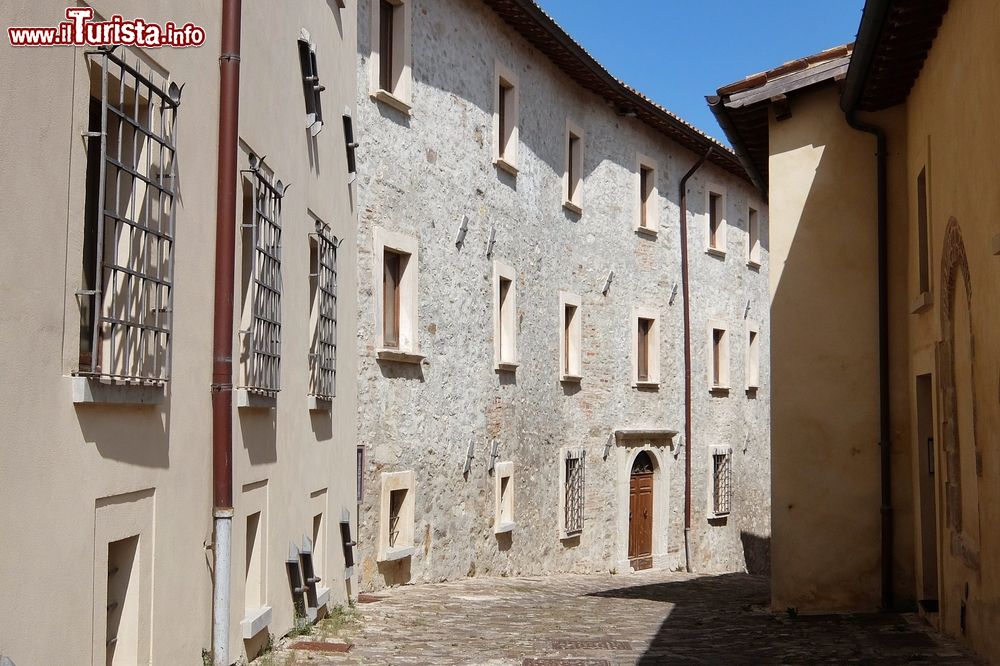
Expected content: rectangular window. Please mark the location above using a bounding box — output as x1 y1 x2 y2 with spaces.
342 114 358 176
238 158 284 397
559 291 582 381
382 249 402 348
374 229 420 360
746 323 760 390
493 260 517 370
636 155 658 233
378 471 414 561
561 450 585 537
297 36 324 135
709 194 722 247
564 120 584 211
637 318 652 382
79 49 179 384
494 61 519 172
633 307 660 387
371 0 411 111
917 167 929 294
709 321 731 391
747 206 761 266
640 167 653 228
494 461 514 533
312 512 325 582
706 185 727 254
378 0 395 91
387 489 405 548
309 222 338 401
245 512 264 610
356 445 366 505
106 535 140 665
711 447 733 517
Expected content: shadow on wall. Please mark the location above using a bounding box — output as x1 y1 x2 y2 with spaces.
740 530 771 576
240 409 277 465
378 556 412 586
76 402 170 468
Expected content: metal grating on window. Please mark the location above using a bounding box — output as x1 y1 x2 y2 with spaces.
309 221 338 400
241 159 284 395
79 47 181 383
565 451 585 535
712 449 733 516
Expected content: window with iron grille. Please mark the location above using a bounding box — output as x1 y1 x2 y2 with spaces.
712 447 733 517
79 47 181 384
239 159 284 396
309 221 338 400
387 488 405 548
564 450 585 535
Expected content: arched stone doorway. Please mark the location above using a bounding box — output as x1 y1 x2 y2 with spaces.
937 217 981 638
628 451 655 570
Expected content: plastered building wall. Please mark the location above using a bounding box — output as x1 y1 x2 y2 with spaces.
902 2 1000 659
0 1 358 664
353 0 770 590
768 84 914 612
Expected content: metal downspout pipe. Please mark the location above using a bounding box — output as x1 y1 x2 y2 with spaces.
680 147 714 573
212 1 242 663
846 112 893 610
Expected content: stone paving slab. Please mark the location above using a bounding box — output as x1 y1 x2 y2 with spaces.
256 570 983 665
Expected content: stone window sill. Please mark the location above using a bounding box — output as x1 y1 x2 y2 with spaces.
560 530 582 541
494 156 518 177
709 385 731 396
376 348 425 364
70 376 165 405
634 381 660 390
308 395 332 411
560 373 583 384
910 290 932 314
562 199 583 215
495 361 519 373
494 521 515 535
635 225 658 239
237 389 277 410
241 606 272 640
747 259 761 269
378 545 415 563
371 89 412 115
706 247 726 259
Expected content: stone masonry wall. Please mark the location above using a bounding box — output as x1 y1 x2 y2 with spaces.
354 0 771 589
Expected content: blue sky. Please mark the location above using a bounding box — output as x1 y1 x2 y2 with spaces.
534 0 865 145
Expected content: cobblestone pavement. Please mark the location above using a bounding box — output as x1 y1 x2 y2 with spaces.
259 570 982 665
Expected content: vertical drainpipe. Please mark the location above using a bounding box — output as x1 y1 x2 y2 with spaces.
212 1 242 663
846 112 892 610
680 147 713 573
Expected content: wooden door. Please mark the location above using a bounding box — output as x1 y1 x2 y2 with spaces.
629 472 653 570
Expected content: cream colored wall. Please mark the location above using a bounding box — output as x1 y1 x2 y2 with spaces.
0 1 358 664
231 1 359 660
768 84 914 612
903 1 1000 660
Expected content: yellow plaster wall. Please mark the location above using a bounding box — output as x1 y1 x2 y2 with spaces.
903 1 1000 660
768 84 915 612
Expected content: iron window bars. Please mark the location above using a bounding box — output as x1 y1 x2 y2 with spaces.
565 450 585 535
712 448 733 516
309 221 338 401
240 157 284 396
79 47 181 384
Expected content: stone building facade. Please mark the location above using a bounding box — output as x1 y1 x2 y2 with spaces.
354 0 770 590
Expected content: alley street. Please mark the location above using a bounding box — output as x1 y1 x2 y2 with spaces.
258 570 981 665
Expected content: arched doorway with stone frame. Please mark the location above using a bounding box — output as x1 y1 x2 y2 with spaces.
936 216 982 639
612 430 675 574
